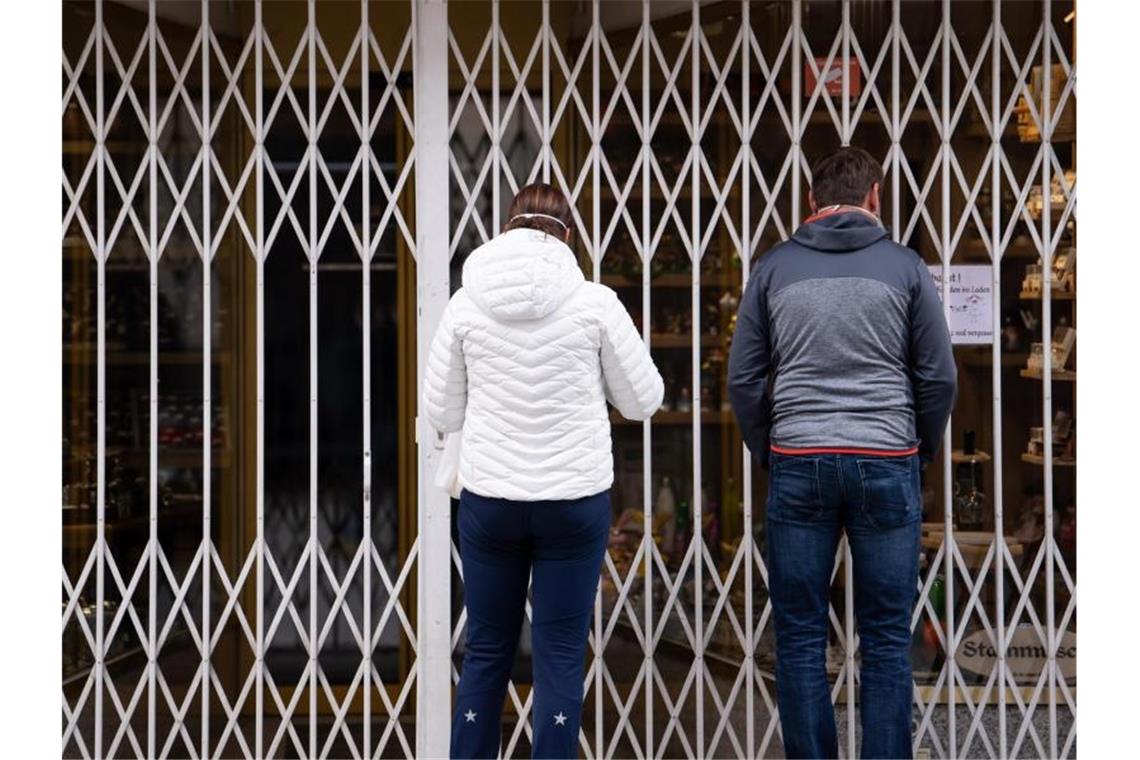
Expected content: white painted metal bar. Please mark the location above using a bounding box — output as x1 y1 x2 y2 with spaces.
94 0 106 756
199 1 213 755
413 1 453 756
939 2 958 757
640 4 655 756
493 0 501 232
791 0 802 227
592 2 604 754
892 0 901 237
146 3 159 757
360 1 373 756
689 2 705 753
838 6 858 759
307 1 319 753
740 3 755 758
1041 2 1058 757
990 2 1008 757
254 0 267 756
542 1 551 184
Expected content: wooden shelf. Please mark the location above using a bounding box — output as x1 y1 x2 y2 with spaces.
63 349 231 366
62 501 201 547
611 409 734 426
1019 290 1075 301
1021 453 1076 467
602 273 739 289
1019 367 1076 382
649 333 727 348
951 450 991 464
957 348 1028 368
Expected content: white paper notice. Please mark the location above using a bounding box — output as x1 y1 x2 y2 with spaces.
927 264 993 345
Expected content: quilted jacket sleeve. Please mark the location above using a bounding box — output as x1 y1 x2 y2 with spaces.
600 290 664 421
422 296 467 434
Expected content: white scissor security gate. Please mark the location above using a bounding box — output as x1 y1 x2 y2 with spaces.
63 2 1075 758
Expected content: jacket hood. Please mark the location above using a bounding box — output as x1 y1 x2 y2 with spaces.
461 227 585 321
791 210 889 252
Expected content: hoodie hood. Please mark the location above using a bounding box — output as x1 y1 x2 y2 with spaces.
791 210 889 252
462 227 586 321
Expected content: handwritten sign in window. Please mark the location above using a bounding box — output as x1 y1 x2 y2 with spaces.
928 264 994 345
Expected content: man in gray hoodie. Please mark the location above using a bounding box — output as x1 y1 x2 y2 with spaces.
728 146 956 759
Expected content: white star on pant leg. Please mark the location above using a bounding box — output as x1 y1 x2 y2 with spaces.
553 712 567 726
465 709 477 723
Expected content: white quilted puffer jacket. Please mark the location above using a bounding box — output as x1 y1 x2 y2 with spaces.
422 227 664 501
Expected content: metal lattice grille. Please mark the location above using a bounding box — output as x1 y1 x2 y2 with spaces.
64 1 1075 758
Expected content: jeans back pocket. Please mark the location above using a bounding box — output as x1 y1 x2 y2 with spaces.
857 457 919 530
768 455 824 524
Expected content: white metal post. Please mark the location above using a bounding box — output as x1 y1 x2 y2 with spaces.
1041 2 1058 756
360 1 373 756
940 3 957 757
840 7 858 759
689 2 705 753
414 1 453 756
199 2 213 755
147 3 159 757
740 3 755 758
640 4 655 756
254 1 266 756
94 2 106 756
306 1 319 754
791 0 802 226
990 2 1008 756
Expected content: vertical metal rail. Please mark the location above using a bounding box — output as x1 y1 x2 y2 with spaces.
147 3 159 756
640 3 654 755
413 2 453 755
591 0 601 284
891 0 900 238
990 1 1008 756
360 0 373 755
542 0 550 183
199 1 213 754
1041 1 1058 756
94 1 106 755
791 0 802 226
492 0 501 232
740 2 755 756
690 2 706 753
254 1 267 755
306 1 319 753
839 6 857 758
594 2 609 754
939 2 957 756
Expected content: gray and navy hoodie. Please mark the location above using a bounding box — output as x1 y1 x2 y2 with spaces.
727 208 957 467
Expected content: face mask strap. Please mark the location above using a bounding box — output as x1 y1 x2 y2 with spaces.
508 212 570 233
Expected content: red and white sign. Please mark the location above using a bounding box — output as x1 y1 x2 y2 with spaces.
805 57 861 97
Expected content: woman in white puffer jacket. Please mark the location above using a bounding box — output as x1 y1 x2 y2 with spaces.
423 184 662 759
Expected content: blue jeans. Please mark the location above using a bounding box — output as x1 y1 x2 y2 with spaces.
766 451 922 760
451 489 611 760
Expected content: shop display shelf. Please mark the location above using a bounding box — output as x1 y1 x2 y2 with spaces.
1019 367 1076 382
1019 290 1075 301
611 409 734 426
956 348 1028 368
63 349 232 366
62 500 201 548
1020 453 1076 467
648 332 728 348
601 273 739 289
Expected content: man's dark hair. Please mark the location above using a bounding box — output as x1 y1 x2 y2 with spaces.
809 146 883 207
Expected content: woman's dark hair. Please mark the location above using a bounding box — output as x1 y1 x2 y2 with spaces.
809 146 883 207
503 183 573 240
